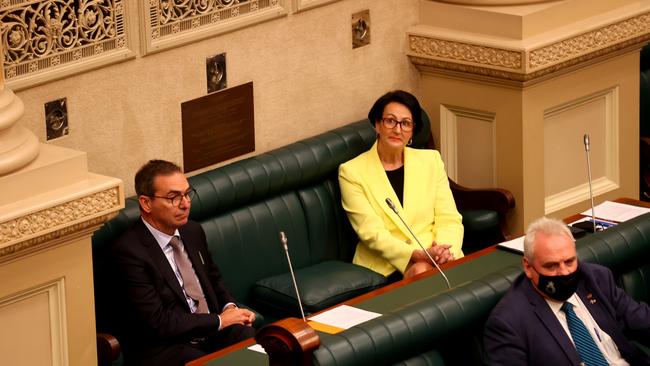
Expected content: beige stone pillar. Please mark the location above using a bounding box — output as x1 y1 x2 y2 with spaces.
410 0 650 234
0 44 124 365
0 42 39 175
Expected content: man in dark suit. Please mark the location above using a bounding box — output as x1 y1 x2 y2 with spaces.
108 160 256 366
484 217 650 366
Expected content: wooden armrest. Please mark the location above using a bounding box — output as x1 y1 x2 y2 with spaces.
449 179 515 215
255 318 320 366
97 332 120 366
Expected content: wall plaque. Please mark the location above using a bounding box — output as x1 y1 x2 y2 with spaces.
181 82 254 172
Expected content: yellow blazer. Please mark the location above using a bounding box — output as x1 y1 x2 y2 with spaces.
338 142 464 276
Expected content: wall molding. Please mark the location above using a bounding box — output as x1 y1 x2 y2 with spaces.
440 104 496 185
544 87 620 214
0 278 68 366
292 0 339 12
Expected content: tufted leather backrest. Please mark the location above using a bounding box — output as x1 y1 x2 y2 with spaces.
575 213 650 271
575 212 650 304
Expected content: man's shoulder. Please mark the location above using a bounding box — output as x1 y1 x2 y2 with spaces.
489 273 535 319
579 261 613 279
110 219 148 253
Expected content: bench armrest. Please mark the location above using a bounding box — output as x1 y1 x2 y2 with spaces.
255 318 320 366
97 332 120 366
450 179 515 241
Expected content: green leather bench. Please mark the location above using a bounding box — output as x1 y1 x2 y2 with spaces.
92 112 515 365
93 120 388 326
306 213 650 366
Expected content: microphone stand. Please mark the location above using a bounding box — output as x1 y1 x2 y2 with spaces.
385 198 451 289
280 231 306 322
584 134 597 233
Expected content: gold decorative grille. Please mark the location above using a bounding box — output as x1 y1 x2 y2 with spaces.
143 0 286 54
1 0 130 85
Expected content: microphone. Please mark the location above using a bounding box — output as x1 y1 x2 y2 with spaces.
385 198 451 289
572 134 599 233
584 134 596 233
279 231 306 322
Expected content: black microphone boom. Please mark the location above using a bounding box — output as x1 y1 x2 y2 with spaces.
385 198 451 289
280 231 306 321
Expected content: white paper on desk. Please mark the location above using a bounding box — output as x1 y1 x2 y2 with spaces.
247 344 267 354
308 304 382 330
581 201 650 222
497 236 524 254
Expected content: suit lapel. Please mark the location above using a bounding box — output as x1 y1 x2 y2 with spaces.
577 279 630 357
524 279 582 365
363 142 412 240
135 221 189 309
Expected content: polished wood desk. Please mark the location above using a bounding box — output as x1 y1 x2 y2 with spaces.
189 198 650 365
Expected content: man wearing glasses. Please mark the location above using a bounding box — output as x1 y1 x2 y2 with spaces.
108 160 255 366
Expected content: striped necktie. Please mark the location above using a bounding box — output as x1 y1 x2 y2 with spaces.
169 236 209 313
561 302 609 366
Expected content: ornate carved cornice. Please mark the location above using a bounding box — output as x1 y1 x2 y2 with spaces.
0 186 121 261
408 11 650 86
409 36 523 71
528 12 650 70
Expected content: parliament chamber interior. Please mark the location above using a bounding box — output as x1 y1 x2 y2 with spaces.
1 0 650 365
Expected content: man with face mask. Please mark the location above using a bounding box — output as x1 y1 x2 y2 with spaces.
483 217 650 366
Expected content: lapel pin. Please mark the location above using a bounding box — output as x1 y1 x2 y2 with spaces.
587 292 597 304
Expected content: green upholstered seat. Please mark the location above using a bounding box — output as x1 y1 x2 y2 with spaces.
252 261 387 317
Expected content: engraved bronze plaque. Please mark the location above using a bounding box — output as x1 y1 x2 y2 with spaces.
181 82 254 172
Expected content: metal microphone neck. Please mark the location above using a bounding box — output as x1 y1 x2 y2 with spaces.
385 199 451 289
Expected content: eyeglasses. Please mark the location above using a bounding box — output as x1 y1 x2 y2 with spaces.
149 188 196 207
381 117 414 132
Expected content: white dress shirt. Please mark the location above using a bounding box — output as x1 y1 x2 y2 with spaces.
546 293 629 366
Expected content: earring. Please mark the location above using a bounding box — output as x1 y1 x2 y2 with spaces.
407 138 413 146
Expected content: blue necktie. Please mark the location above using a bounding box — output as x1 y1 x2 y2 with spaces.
561 302 609 366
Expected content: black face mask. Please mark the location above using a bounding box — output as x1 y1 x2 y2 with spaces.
532 266 580 302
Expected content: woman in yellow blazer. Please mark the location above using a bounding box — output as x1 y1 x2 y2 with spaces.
339 90 463 279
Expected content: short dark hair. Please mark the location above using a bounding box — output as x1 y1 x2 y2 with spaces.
368 90 423 135
135 160 183 197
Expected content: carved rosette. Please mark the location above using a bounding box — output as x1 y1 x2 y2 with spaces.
0 187 122 261
409 10 650 85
